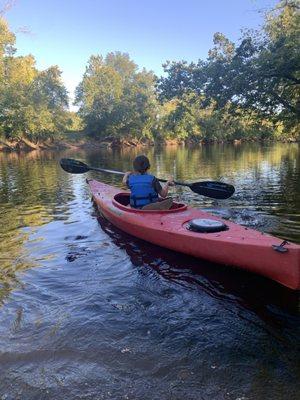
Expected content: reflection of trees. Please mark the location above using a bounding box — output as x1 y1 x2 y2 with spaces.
154 142 300 182
84 142 299 182
0 150 75 304
276 145 300 212
0 143 299 303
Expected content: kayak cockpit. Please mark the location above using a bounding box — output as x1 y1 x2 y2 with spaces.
112 193 187 213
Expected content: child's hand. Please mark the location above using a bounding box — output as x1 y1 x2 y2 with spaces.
167 176 175 187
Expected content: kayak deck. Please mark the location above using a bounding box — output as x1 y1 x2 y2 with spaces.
88 179 300 290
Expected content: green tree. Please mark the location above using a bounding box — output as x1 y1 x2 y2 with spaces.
75 52 157 139
0 16 70 143
158 0 300 138
0 18 14 52
204 2 300 127
105 51 137 81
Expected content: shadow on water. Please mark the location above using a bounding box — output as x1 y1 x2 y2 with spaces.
97 215 300 316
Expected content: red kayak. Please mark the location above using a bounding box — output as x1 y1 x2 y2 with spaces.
87 179 300 290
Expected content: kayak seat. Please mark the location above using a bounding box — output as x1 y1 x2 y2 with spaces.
113 193 186 212
141 197 173 210
187 218 228 233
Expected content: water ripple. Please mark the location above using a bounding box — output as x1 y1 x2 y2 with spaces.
0 144 299 400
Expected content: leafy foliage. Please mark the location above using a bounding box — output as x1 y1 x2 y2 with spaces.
75 52 158 139
0 17 70 142
157 0 300 139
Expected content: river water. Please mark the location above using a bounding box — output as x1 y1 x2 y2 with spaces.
0 142 299 400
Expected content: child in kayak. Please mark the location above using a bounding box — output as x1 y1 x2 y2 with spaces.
122 155 174 210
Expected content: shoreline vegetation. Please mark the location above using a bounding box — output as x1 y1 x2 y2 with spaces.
0 0 299 152
1 132 299 153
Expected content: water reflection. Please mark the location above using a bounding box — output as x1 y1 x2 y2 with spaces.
0 143 299 299
0 143 299 399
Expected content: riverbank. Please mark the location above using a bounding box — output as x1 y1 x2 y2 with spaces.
1 132 299 152
0 134 152 152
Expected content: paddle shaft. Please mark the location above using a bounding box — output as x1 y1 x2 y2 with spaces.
89 166 188 187
90 166 124 176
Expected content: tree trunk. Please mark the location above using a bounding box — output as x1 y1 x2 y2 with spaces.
20 137 39 150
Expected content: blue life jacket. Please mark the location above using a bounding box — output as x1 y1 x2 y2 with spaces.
128 174 158 208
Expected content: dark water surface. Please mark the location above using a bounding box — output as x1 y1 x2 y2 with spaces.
0 142 299 400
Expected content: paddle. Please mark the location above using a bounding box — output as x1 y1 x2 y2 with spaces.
60 158 235 199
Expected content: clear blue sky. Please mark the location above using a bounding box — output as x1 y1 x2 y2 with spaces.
3 0 277 106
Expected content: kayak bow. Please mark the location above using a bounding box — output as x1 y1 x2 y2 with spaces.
87 179 300 290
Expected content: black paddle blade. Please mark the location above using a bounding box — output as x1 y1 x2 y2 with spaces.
190 181 235 199
60 158 90 174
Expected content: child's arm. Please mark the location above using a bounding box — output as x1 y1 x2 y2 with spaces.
122 171 132 186
159 177 174 198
